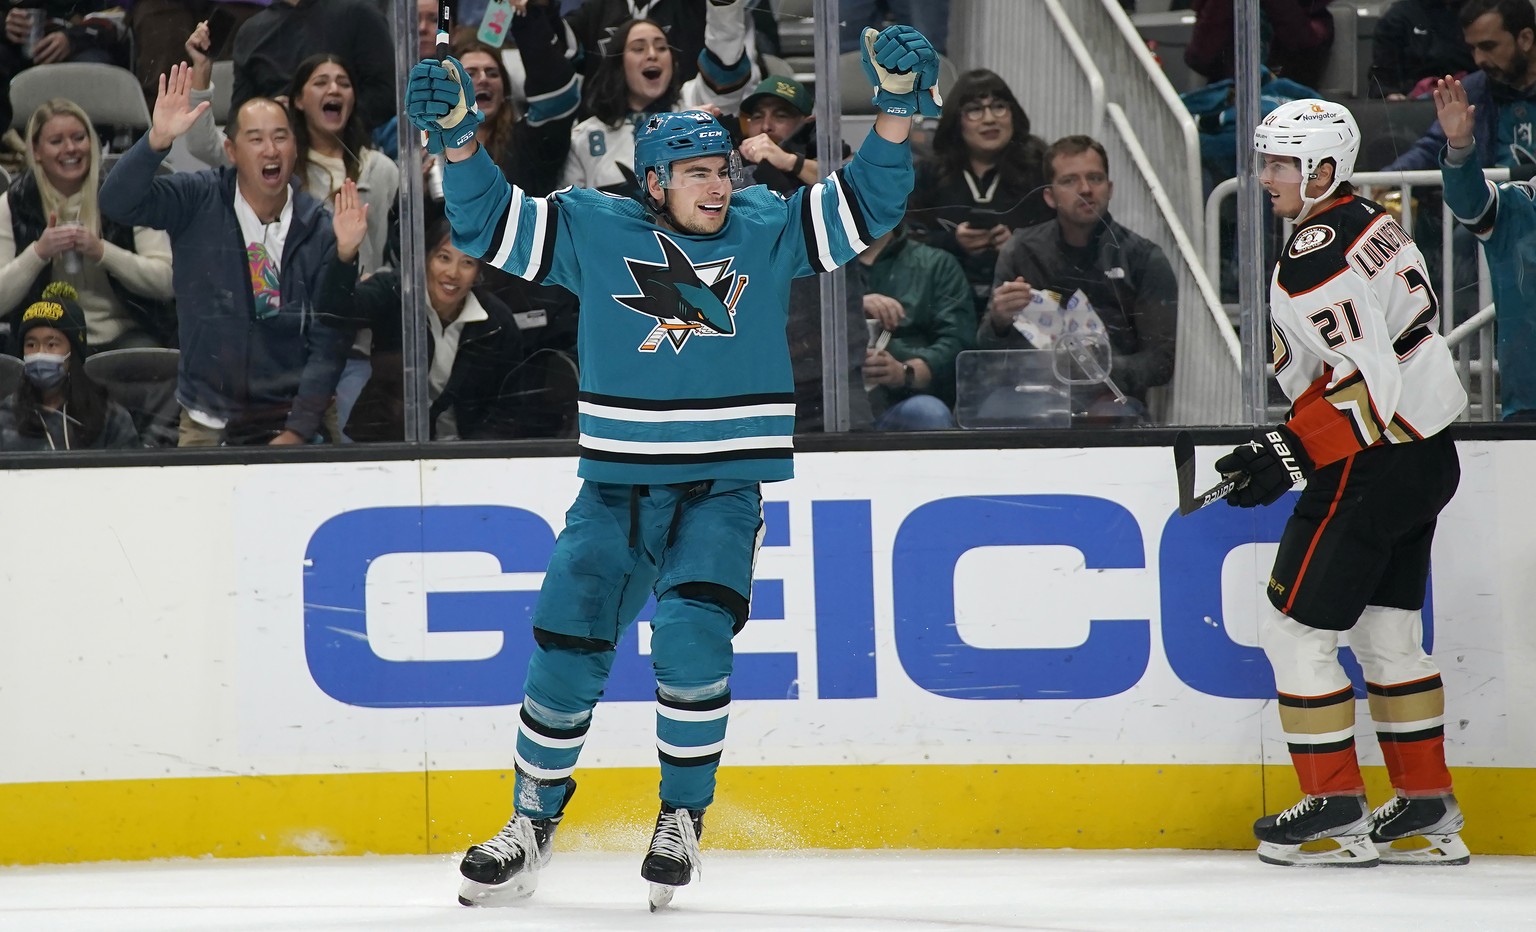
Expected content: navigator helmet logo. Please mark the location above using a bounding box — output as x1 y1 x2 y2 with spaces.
613 231 749 353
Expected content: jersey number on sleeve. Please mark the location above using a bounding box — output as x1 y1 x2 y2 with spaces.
1309 299 1363 349
1397 265 1440 332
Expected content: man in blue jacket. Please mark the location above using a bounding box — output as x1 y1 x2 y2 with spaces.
100 63 348 446
1386 0 1536 171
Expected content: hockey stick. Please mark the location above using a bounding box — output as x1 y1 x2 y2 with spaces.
436 0 452 59
1174 430 1244 515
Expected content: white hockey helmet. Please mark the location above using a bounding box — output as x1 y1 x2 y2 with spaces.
1253 98 1360 187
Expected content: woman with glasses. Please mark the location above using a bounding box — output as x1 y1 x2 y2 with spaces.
908 69 1052 317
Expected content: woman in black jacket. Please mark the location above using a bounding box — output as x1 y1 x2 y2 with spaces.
322 211 575 442
907 70 1053 318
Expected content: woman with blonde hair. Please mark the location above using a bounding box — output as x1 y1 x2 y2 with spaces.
0 98 176 351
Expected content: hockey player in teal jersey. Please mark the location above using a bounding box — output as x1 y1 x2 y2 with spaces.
405 23 942 912
1435 74 1536 420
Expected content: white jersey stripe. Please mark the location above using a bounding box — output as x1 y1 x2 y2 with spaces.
579 434 795 454
1281 726 1356 745
518 726 588 751
489 188 524 270
833 173 871 253
524 197 551 279
808 181 836 272
655 701 732 723
1374 717 1444 734
579 401 797 422
656 738 727 759
513 750 576 781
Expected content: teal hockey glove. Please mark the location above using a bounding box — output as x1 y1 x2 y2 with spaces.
859 25 943 118
405 56 482 153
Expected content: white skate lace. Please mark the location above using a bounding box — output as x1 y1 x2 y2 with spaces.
1275 796 1320 824
650 809 703 877
1370 796 1406 826
477 816 539 866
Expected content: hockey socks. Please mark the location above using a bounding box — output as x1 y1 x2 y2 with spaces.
655 688 731 811
1368 674 1453 795
1279 685 1366 796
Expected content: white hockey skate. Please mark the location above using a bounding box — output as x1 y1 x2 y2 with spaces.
457 779 576 906
642 804 704 911
1253 794 1380 867
1370 794 1471 865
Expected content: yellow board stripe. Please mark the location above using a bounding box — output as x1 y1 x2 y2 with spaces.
3 765 1532 865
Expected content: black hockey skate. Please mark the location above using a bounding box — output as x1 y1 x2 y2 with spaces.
641 803 704 911
1370 793 1470 865
457 778 577 906
1253 794 1378 867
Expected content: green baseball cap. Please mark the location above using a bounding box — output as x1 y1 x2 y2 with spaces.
741 75 813 117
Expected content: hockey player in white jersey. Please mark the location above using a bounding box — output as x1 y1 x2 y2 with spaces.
1213 98 1471 866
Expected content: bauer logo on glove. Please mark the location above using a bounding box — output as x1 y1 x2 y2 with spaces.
1214 425 1313 508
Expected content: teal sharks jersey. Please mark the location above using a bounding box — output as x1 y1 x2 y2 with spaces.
443 130 913 483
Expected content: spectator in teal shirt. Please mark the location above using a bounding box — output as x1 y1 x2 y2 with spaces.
1436 74 1536 420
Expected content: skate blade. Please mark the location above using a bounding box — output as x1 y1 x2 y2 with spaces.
1376 832 1472 866
1256 834 1380 867
458 872 538 907
648 882 677 912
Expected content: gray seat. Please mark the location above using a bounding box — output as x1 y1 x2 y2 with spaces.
83 347 180 447
0 354 21 400
9 63 151 144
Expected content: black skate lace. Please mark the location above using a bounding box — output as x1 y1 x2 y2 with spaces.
477 816 539 865
650 809 702 877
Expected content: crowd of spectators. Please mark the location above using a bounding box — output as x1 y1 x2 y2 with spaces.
0 0 1197 454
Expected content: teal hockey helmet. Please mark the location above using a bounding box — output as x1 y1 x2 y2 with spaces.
633 110 744 191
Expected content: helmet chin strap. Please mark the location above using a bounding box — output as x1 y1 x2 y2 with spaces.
1296 163 1343 222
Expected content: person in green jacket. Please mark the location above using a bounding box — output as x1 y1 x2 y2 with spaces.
858 221 975 430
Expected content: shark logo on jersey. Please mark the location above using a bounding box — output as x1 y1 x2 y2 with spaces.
614 231 749 353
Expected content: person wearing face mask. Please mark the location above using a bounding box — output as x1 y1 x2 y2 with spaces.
0 98 177 353
0 283 140 450
100 65 349 447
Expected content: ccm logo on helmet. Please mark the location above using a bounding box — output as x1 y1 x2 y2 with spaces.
1264 430 1307 484
1289 224 1334 257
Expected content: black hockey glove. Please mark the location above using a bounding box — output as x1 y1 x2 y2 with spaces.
1214 425 1312 508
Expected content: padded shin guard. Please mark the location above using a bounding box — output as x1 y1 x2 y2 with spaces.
1261 606 1365 795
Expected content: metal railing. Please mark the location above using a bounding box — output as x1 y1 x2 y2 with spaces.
1104 104 1242 424
948 0 1106 142
1204 169 1506 421
1067 0 1206 253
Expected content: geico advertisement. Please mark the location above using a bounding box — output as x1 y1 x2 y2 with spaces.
0 444 1527 785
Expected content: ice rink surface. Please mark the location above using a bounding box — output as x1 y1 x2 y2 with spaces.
2 849 1532 932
